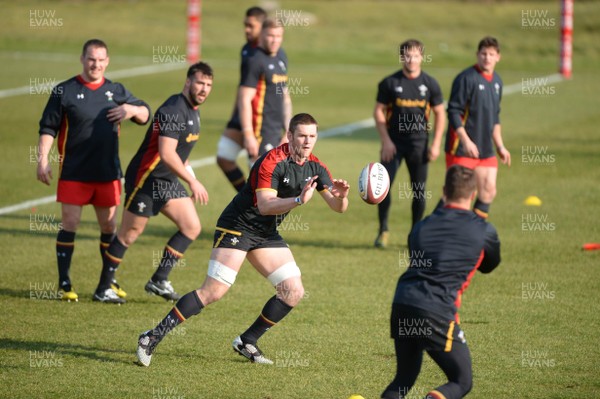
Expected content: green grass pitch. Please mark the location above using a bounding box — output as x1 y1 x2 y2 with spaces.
1 1 600 398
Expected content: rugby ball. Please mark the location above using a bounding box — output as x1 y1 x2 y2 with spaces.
358 162 390 204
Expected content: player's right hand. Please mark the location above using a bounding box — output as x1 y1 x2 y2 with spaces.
244 136 259 159
36 162 52 186
189 179 209 205
380 139 396 163
463 139 480 158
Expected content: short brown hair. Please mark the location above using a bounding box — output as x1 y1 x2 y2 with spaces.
399 39 424 56
289 113 318 135
478 36 500 53
82 39 108 56
262 18 283 30
187 61 213 79
444 165 476 202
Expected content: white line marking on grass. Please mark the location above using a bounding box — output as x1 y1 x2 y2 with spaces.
0 74 565 215
0 63 187 99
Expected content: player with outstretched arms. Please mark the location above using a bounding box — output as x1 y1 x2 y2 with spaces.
136 113 349 367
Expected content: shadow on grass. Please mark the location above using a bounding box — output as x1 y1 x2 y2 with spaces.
0 287 34 299
0 337 132 365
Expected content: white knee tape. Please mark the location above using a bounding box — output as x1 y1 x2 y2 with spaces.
207 260 238 287
267 262 301 286
217 136 243 161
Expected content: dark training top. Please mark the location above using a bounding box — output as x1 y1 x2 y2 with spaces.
217 143 333 236
38 75 149 181
393 205 501 321
376 70 444 144
233 47 289 145
445 64 503 158
125 93 201 190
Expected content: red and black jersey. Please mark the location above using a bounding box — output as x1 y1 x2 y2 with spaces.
38 75 149 181
124 94 201 190
376 70 444 143
217 143 333 236
236 47 289 146
393 206 501 322
445 65 503 158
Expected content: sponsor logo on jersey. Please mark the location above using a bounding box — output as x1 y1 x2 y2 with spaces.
395 98 427 108
272 74 288 84
185 133 199 143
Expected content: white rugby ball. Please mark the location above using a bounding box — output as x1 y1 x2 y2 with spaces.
358 162 390 204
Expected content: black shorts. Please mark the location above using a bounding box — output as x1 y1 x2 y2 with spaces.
390 304 466 352
124 178 188 217
212 226 289 252
226 115 242 131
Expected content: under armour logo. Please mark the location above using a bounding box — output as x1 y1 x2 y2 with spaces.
478 84 485 91
137 202 147 213
77 94 84 99
283 177 290 184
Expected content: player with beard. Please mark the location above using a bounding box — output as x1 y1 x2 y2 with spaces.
136 113 349 366
93 62 213 303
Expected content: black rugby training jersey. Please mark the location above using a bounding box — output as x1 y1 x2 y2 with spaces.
238 47 288 140
125 94 201 188
376 70 443 143
38 75 149 181
393 205 501 322
217 143 333 236
445 65 503 159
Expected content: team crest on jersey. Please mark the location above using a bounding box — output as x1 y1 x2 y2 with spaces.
395 86 403 93
418 84 428 96
478 84 485 91
105 91 114 101
278 60 286 72
494 83 500 94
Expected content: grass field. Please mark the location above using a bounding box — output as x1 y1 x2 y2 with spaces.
1 1 600 398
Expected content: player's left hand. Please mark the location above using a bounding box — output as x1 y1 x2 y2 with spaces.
498 147 511 167
324 179 350 200
107 104 135 123
428 146 440 161
189 179 209 205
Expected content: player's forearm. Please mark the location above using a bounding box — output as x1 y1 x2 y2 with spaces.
492 124 504 150
431 108 446 147
283 92 292 132
130 104 150 124
160 149 194 184
257 196 300 216
326 195 348 213
37 134 54 163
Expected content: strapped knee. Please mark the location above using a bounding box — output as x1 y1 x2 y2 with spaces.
207 260 238 287
267 262 301 286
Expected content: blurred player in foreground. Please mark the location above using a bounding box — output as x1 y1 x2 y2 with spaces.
444 36 510 218
36 39 150 302
381 165 501 399
217 17 292 191
136 113 349 366
373 39 445 248
217 6 267 191
92 62 213 304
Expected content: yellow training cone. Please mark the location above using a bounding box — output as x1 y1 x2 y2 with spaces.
524 196 542 206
